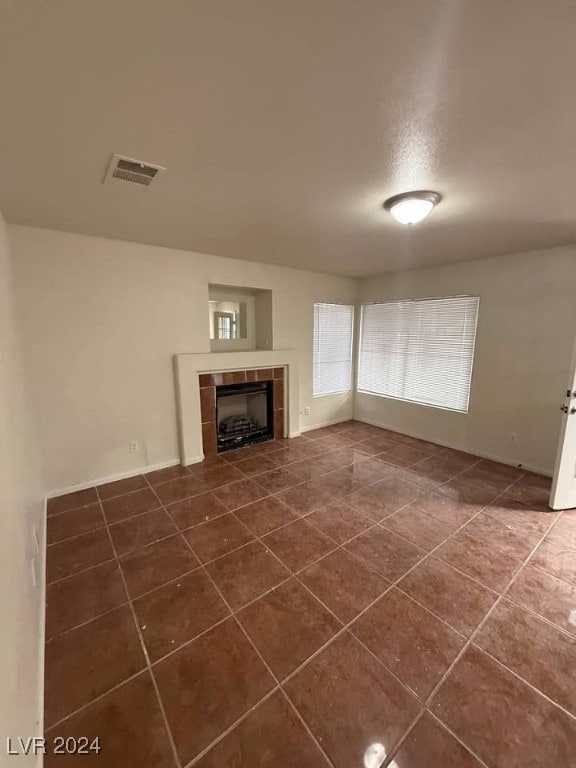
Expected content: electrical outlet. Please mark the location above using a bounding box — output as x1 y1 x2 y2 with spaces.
304 406 311 416
129 441 140 453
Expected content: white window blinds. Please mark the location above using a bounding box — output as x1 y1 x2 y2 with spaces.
313 303 354 397
358 296 479 413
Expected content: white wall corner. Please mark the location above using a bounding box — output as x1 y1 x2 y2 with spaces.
46 459 182 498
355 415 552 477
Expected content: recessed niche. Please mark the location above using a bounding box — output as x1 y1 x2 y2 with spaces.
208 284 273 352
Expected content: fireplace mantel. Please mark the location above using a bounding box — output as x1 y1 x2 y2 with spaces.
173 349 300 465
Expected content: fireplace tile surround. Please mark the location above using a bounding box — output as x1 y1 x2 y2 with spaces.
200 368 285 455
174 350 300 466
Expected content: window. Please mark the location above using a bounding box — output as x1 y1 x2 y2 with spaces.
313 303 354 397
215 312 235 340
358 296 479 412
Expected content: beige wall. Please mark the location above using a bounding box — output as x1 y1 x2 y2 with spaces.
0 214 45 765
10 225 358 493
10 220 571 495
356 246 576 474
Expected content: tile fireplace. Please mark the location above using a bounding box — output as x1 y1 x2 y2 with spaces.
174 350 299 465
199 368 285 455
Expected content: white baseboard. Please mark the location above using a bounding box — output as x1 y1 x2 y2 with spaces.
183 454 205 467
46 436 319 496
37 495 47 759
46 459 182 498
300 417 351 434
355 417 552 478
47 417 543 498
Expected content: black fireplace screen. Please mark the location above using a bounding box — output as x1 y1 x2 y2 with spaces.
215 380 274 452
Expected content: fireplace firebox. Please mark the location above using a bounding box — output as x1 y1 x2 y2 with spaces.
216 380 274 452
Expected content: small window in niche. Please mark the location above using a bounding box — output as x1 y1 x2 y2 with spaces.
208 284 273 351
216 313 234 340
209 301 247 340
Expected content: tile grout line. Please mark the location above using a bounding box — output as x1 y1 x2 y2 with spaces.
56 531 564 756
45 429 561 762
45 442 482 590
45 543 191 589
279 475 568 760
381 709 428 768
380 476 565 766
466 642 576 723
267 478 517 708
219 496 453 705
388 514 568 634
46 457 557 661
174 522 339 768
420 710 492 768
44 667 153 733
415 640 576 765
45 553 117 587
181 688 282 768
46 503 165 548
97 481 184 768
47 423 546 518
144 464 568 724
151 469 552 605
46 431 454 519
154 456 413 574
45 594 130 643
419 498 569 712
145 471 342 766
46 436 537 542
487 581 576 642
249 450 486 557
46 595 232 652
276 688 338 768
46 456 549 649
310 458 495 583
190 484 474 739
44 476 548 595
521 559 576 589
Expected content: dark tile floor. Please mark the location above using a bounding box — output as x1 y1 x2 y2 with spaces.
43 421 576 767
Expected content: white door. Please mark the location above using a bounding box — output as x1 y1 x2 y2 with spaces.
550 342 576 510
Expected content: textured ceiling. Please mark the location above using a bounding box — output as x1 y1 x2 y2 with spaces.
1 0 575 277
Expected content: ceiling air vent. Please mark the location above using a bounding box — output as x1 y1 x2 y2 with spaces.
103 154 166 187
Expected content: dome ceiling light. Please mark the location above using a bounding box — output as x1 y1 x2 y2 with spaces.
383 190 442 225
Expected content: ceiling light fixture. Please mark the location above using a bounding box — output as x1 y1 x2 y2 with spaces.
384 190 442 225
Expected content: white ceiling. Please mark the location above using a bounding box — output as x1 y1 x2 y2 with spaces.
1 0 575 277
